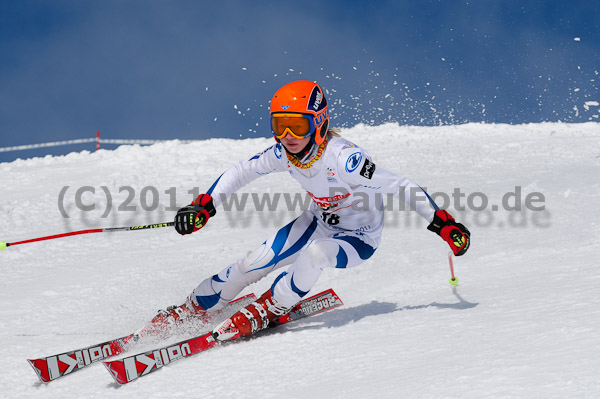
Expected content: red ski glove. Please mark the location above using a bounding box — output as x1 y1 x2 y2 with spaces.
427 210 470 256
174 194 216 235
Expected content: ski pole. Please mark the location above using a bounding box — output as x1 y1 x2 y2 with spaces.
448 251 458 286
0 222 174 251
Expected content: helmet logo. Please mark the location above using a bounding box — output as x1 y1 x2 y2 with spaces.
313 91 322 110
308 86 326 112
315 109 329 127
281 105 289 110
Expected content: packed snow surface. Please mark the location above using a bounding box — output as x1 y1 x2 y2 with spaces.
1 122 599 398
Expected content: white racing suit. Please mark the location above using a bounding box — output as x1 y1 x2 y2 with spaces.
192 135 438 309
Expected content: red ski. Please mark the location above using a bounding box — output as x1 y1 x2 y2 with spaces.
28 335 134 384
27 293 256 383
104 288 343 384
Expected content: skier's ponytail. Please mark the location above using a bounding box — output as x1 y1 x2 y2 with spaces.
327 128 341 138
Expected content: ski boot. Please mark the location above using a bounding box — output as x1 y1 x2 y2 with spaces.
212 289 290 341
134 294 208 340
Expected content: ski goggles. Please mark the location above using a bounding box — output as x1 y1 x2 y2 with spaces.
270 113 316 140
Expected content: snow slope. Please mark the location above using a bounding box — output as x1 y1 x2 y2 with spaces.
1 122 599 398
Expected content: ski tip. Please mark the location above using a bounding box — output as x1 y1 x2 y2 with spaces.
103 361 128 385
328 288 343 306
27 358 51 383
0 241 7 251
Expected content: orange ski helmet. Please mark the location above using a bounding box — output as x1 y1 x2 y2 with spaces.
270 80 329 145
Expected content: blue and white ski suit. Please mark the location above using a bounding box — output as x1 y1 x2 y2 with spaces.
193 135 437 309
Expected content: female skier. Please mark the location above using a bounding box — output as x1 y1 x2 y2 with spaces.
139 80 470 341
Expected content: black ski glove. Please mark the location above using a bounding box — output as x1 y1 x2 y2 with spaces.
174 194 216 235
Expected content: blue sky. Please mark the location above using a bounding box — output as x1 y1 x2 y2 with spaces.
1 0 598 162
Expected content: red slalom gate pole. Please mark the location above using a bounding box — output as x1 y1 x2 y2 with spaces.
96 130 100 151
0 222 174 251
448 251 458 286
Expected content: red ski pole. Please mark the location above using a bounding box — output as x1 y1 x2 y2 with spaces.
0 222 174 251
448 251 458 286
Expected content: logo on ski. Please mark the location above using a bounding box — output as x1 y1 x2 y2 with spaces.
28 339 129 383
291 290 342 318
124 343 192 378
